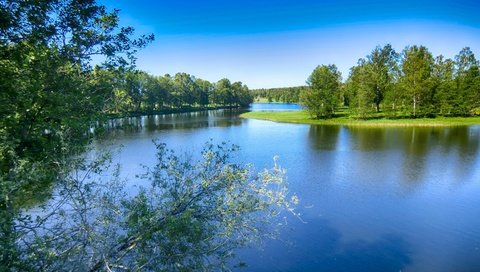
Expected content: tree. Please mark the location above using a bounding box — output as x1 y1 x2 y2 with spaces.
124 70 148 112
399 46 435 117
238 84 254 107
432 55 456 115
213 78 233 106
173 72 196 106
0 0 153 269
366 44 398 113
159 74 175 108
13 141 297 271
194 78 212 107
345 45 399 118
453 47 480 115
301 65 341 119
141 73 164 111
345 60 377 119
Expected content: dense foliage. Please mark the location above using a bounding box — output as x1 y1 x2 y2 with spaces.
304 44 480 119
0 0 155 268
96 70 253 114
301 65 342 119
13 141 297 271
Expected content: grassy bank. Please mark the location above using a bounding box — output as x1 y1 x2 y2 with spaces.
240 110 480 127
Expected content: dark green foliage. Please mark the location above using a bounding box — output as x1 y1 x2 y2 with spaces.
301 65 341 119
0 0 153 269
97 70 254 113
344 45 479 119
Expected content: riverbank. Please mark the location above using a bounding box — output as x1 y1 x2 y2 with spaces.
240 110 480 127
106 105 244 119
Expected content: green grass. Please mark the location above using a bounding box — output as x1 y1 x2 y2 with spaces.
240 110 480 127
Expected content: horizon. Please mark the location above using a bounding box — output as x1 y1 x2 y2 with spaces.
98 0 480 89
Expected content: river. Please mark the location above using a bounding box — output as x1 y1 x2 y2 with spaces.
97 103 480 272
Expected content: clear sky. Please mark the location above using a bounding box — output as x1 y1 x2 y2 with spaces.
99 0 480 89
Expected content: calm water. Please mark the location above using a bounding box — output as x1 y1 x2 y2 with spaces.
98 103 480 272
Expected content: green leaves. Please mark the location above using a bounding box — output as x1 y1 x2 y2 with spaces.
8 141 296 271
0 2 154 269
340 44 479 119
301 64 341 119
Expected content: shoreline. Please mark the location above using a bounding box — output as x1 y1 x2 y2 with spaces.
240 110 480 127
106 105 244 119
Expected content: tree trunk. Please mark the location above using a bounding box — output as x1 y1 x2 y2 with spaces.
413 96 417 118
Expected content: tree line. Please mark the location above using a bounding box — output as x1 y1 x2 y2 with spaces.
300 45 480 119
94 68 253 115
251 86 305 103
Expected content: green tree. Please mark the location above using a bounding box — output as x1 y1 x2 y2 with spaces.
14 141 297 271
454 47 480 115
194 78 212 107
301 65 341 119
159 74 175 108
238 84 254 107
345 60 376 119
213 78 233 106
432 55 456 115
173 72 196 106
0 0 153 269
399 45 435 117
367 44 398 113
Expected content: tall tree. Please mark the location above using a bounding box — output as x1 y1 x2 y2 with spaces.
454 47 480 115
345 59 376 118
173 72 196 106
432 55 456 115
367 44 399 113
301 65 341 119
399 45 435 117
0 0 153 269
213 78 233 106
194 78 212 107
238 84 254 107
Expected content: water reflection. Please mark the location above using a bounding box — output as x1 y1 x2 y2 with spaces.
346 126 479 155
104 110 244 137
308 125 340 150
307 125 480 193
236 218 411 272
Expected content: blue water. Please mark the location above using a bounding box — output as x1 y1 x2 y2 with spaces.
99 104 480 272
249 102 303 111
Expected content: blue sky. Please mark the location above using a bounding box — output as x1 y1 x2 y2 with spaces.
99 0 480 88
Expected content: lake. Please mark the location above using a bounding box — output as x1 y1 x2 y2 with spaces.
98 103 480 272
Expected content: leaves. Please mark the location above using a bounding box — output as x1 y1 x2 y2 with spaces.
301 64 341 119
9 141 296 271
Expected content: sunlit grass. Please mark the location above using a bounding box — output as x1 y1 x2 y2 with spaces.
240 110 480 127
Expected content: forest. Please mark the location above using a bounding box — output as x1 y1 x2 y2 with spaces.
93 69 253 115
